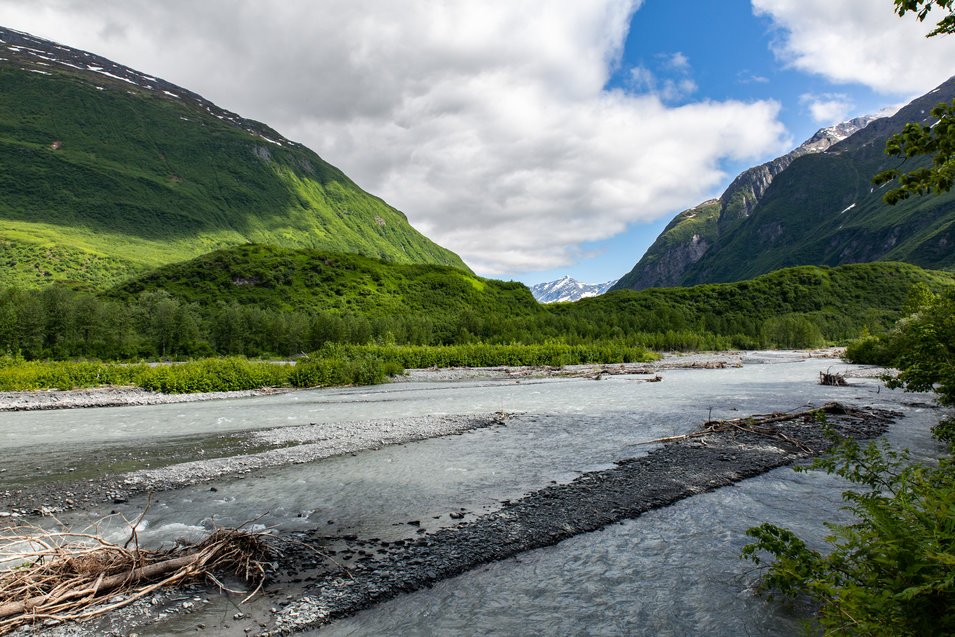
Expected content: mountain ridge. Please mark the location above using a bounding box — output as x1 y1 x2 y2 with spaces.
612 112 883 291
0 26 468 288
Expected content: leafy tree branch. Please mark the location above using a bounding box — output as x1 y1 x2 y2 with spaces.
875 1 955 203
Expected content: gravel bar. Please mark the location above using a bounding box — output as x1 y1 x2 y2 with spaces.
267 402 896 635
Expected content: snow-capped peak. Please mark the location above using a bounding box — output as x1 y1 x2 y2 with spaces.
530 276 619 303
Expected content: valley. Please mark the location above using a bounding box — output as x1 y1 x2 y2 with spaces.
1 6 953 636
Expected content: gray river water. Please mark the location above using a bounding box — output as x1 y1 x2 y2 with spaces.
0 352 945 635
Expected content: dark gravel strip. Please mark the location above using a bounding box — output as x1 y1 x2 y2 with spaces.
269 404 897 634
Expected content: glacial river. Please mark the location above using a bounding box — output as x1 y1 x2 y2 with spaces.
1 352 943 635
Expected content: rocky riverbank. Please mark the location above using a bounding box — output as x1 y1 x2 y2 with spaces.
0 386 292 412
0 350 853 412
0 414 509 519
267 402 895 634
16 401 898 636
0 352 748 412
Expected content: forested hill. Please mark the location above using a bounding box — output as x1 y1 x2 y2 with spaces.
614 76 955 291
2 247 950 359
111 244 536 319
0 26 468 289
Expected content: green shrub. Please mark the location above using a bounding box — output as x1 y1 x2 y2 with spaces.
135 358 290 393
742 435 955 636
844 333 896 366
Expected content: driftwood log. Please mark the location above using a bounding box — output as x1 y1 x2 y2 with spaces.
635 402 858 453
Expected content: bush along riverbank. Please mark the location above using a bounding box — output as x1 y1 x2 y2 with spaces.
742 287 955 636
0 342 656 393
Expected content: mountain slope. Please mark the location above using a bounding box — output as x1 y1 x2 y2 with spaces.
0 26 467 288
613 114 880 291
680 78 955 285
530 276 618 303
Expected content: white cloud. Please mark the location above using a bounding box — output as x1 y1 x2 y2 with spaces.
737 71 770 84
630 52 698 102
664 51 690 72
753 0 955 95
0 0 790 275
799 92 853 124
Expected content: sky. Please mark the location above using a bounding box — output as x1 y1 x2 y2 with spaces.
1 0 954 285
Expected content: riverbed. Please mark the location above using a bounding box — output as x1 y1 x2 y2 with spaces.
0 351 944 636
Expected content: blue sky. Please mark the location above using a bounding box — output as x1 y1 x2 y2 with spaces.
509 0 929 286
1 1 953 285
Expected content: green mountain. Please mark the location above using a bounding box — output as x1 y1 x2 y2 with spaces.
0 26 467 289
614 76 955 291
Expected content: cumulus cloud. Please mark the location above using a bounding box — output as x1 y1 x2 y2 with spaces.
753 0 955 95
0 0 789 275
799 93 853 124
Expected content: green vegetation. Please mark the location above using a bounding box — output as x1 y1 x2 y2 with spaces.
1 253 952 365
0 354 385 393
0 342 655 393
846 286 955 406
0 62 466 289
563 261 955 349
322 342 655 369
110 244 535 320
741 433 954 636
743 283 955 635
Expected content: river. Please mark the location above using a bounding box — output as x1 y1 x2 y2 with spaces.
0 351 943 635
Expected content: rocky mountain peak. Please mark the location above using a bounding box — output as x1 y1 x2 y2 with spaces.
530 277 618 303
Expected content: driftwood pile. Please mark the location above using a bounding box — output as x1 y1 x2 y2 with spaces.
819 368 849 386
635 402 860 453
0 524 272 634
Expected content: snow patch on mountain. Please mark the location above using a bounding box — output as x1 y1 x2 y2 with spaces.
530 276 618 303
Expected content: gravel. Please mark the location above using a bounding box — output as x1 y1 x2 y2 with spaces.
12 402 898 637
0 387 291 411
0 414 508 517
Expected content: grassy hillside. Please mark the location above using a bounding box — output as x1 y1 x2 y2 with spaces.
612 200 720 290
686 150 955 283
679 78 955 285
0 33 467 289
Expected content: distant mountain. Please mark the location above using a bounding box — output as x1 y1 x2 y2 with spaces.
530 276 618 303
613 112 883 291
0 26 467 288
614 77 955 292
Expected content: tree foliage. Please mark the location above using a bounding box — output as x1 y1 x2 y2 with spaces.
742 435 955 636
746 282 955 634
894 0 955 36
847 287 955 406
874 100 955 204
874 1 955 203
